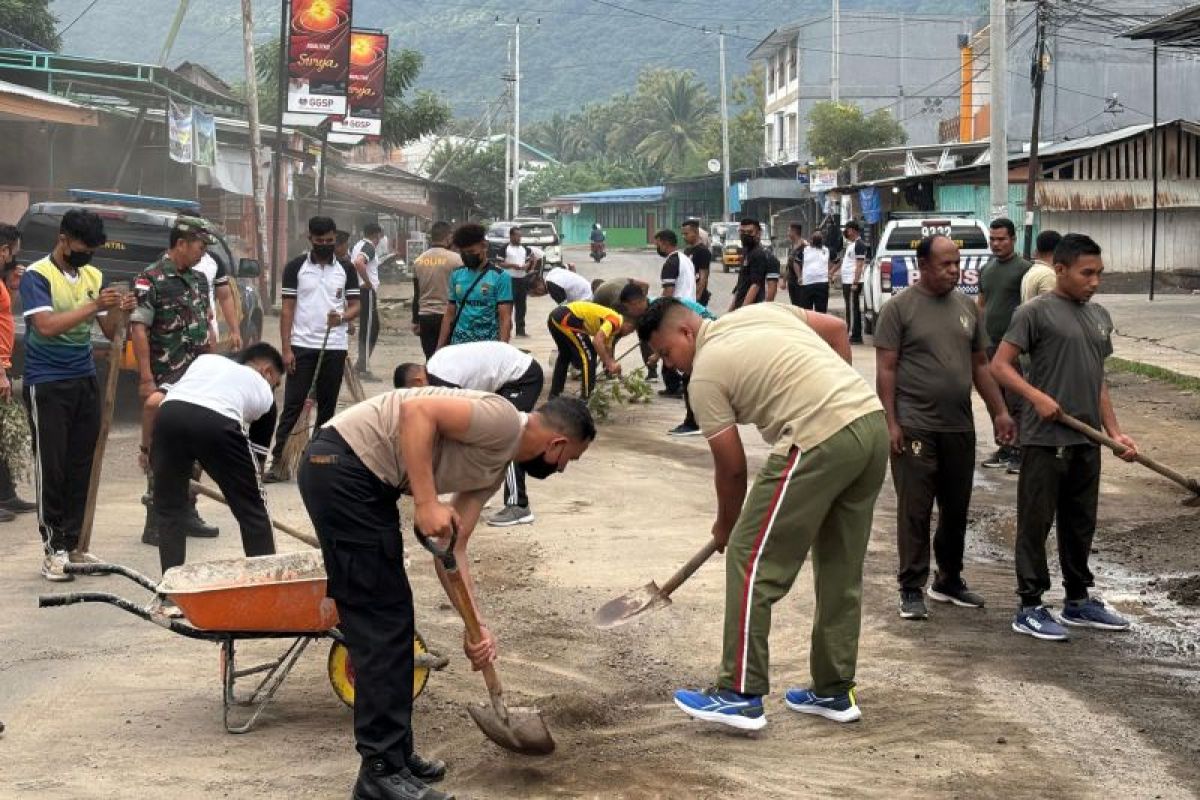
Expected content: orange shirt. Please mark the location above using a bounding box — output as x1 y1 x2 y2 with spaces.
0 281 13 369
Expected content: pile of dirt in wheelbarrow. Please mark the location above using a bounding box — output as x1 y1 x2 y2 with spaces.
1163 575 1200 606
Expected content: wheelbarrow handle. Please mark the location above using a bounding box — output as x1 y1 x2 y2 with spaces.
63 561 159 591
414 520 460 571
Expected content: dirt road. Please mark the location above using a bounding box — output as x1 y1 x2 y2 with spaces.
1 247 1198 799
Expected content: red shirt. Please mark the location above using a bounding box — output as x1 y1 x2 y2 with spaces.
0 281 14 369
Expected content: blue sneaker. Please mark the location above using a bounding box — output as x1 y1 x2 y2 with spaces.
1011 605 1069 641
673 687 766 731
1060 598 1130 631
783 687 861 723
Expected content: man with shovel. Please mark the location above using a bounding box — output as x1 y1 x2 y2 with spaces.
991 233 1138 641
639 299 888 731
297 390 594 800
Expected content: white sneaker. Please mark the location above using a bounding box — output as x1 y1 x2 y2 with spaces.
41 550 74 582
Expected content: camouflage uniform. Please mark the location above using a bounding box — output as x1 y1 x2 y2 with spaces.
131 255 212 386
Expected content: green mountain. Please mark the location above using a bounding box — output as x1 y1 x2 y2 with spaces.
49 0 984 119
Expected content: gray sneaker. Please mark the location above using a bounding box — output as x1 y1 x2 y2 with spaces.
487 505 534 527
899 589 928 620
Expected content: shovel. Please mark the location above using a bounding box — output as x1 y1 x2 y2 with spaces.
416 527 555 756
1058 413 1200 506
594 538 720 629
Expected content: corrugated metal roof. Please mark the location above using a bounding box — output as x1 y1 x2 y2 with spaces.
551 186 664 204
0 78 90 110
1036 179 1200 211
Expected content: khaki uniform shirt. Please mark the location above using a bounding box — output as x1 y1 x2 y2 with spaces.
412 246 462 317
1020 260 1057 303
688 304 882 454
328 387 523 493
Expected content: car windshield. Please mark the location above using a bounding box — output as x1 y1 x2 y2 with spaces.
884 223 989 252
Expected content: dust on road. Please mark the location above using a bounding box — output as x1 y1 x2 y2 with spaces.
1 248 1198 799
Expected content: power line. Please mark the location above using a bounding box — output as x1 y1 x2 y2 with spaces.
58 0 103 36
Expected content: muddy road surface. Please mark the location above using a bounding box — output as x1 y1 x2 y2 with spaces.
1 248 1197 799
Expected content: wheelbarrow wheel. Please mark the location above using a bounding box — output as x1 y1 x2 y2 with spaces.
328 631 431 708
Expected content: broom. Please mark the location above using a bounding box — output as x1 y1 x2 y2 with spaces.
342 357 366 403
277 326 332 480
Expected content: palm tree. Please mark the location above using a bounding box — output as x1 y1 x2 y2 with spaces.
633 72 716 174
527 113 577 162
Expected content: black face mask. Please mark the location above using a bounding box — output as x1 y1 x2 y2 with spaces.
519 453 558 480
656 247 668 258
311 244 335 261
461 252 483 269
740 234 757 249
64 249 92 269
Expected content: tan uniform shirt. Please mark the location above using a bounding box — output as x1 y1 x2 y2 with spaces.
688 304 883 454
1020 260 1057 303
413 246 463 317
328 387 523 492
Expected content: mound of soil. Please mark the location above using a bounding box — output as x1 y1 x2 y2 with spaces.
1164 575 1200 606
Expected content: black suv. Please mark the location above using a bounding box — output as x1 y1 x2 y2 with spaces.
13 191 264 377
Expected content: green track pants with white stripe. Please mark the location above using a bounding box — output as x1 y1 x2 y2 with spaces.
718 411 888 697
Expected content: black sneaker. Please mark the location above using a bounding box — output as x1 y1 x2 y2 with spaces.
899 589 928 620
141 513 160 546
262 465 289 484
406 752 447 784
658 388 684 399
0 507 15 523
0 494 36 514
1006 457 1022 475
927 578 985 609
352 759 454 800
981 449 1010 469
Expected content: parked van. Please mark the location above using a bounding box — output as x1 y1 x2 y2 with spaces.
861 214 991 334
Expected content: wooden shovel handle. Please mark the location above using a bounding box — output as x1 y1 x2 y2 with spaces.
659 539 721 597
1058 413 1200 494
189 480 320 548
441 561 506 706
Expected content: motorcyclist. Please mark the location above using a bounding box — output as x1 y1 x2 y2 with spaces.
589 223 606 261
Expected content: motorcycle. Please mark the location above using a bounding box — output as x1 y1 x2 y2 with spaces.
590 240 607 262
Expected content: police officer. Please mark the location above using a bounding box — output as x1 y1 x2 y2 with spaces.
297 390 596 800
131 220 220 544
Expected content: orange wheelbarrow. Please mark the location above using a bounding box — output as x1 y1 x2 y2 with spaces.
38 551 448 733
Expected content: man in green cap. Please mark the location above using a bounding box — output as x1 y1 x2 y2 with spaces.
131 220 221 544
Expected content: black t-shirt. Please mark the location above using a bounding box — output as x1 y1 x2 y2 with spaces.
661 252 681 288
685 245 712 305
733 244 772 306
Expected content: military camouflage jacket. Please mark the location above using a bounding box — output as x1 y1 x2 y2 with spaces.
131 256 211 385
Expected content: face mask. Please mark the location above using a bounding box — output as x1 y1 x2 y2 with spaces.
65 249 92 269
311 243 335 261
461 252 483 269
740 234 757 249
519 452 558 480
656 247 668 258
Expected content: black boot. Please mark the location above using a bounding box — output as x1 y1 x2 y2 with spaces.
141 509 159 546
406 752 446 784
183 502 219 538
0 494 36 514
352 759 454 800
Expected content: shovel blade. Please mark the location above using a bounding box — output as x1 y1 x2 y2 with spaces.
467 703 556 756
592 581 673 629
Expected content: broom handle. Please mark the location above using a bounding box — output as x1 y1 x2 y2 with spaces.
306 325 333 402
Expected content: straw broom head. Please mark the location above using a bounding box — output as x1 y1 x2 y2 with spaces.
277 399 315 479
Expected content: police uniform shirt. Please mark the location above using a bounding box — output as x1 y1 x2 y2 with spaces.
281 252 360 351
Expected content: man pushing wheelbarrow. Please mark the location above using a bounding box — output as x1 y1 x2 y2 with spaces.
297 388 596 800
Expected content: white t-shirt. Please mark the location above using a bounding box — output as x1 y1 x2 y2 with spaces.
162 353 275 428
426 341 534 392
801 246 831 285
351 238 380 291
660 250 696 301
193 252 230 340
841 238 867 284
504 244 531 280
281 253 360 350
544 267 592 302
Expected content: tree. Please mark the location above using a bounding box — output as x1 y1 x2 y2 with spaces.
0 0 60 50
807 101 906 170
249 39 449 150
427 141 506 218
629 70 717 174
700 65 765 173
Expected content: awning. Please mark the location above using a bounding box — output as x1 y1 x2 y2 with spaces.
0 78 97 126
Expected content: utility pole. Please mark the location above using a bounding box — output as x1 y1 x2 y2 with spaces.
831 0 841 103
269 0 289 307
502 82 512 219
1150 44 1159 301
241 0 270 299
497 18 534 218
988 0 1009 219
719 31 731 222
1021 0 1047 259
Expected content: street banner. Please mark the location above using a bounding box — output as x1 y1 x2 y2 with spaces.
168 99 193 163
331 30 388 137
286 0 353 117
811 169 839 193
192 108 218 168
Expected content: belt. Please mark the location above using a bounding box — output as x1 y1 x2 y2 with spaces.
312 427 350 449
